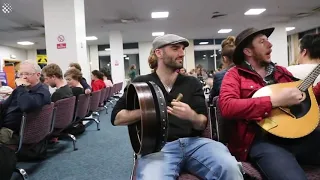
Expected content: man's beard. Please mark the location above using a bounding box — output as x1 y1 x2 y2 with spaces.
163 52 183 70
253 51 270 67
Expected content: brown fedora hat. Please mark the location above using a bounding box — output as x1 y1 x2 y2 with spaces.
233 27 275 65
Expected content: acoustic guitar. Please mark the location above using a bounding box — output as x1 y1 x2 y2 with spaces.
252 64 320 138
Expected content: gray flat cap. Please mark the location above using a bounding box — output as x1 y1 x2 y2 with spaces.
152 34 189 50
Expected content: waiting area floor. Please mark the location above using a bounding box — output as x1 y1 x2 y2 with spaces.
12 108 133 180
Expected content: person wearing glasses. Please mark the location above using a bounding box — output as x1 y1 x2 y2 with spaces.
0 60 51 145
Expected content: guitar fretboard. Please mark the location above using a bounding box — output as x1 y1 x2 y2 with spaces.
298 64 320 91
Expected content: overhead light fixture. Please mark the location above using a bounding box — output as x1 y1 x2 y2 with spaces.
151 11 169 18
199 42 209 45
123 55 127 57
286 27 295 31
218 29 232 33
86 36 98 40
244 8 266 15
152 32 165 36
125 57 129 60
2 2 12 14
105 48 110 51
17 41 34 45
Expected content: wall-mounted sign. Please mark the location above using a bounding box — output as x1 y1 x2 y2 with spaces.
37 55 47 64
57 35 66 49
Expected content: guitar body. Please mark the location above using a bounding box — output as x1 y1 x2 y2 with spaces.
252 80 319 138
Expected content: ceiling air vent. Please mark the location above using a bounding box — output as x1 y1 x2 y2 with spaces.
211 12 227 19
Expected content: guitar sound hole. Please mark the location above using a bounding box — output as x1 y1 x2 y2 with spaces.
289 90 311 118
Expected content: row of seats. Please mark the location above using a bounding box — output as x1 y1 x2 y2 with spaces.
11 82 123 180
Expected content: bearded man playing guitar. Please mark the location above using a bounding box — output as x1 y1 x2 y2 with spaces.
111 34 244 180
219 27 320 180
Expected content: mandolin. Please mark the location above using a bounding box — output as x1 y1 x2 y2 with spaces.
252 64 320 138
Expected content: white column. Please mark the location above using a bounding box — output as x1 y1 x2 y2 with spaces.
268 24 288 67
109 31 125 84
43 0 90 81
185 40 195 72
138 42 152 75
27 49 37 62
89 45 99 71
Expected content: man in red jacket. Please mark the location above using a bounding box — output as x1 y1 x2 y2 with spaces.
219 27 320 180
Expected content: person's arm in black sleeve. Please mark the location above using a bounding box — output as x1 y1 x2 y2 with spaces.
80 77 91 91
189 77 208 130
111 77 145 126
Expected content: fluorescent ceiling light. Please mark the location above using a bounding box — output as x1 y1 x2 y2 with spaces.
244 8 266 15
218 29 232 33
17 41 34 45
86 36 98 40
199 42 209 45
125 57 129 60
286 27 295 31
152 32 165 36
151 11 169 18
105 48 110 51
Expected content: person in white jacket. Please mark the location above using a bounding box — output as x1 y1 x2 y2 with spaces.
287 33 320 86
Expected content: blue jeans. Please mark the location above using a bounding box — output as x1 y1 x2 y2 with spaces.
249 128 320 180
136 137 244 180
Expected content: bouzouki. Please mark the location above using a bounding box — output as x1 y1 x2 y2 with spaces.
252 64 320 139
126 81 168 156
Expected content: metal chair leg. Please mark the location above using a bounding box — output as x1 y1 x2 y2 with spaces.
104 105 108 114
15 168 29 180
67 134 78 151
93 118 100 131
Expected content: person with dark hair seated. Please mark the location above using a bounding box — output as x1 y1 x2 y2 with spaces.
91 70 106 92
287 33 320 85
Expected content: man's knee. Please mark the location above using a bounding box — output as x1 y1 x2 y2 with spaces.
211 155 244 179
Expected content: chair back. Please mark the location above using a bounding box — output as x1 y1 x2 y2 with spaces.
89 90 101 111
75 94 90 119
203 105 213 139
54 96 76 129
104 87 111 101
211 96 233 144
20 103 55 144
99 88 107 105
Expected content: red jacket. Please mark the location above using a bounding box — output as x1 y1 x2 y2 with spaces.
219 65 320 161
91 79 106 92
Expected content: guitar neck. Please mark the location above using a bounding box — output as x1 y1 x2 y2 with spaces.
298 64 320 91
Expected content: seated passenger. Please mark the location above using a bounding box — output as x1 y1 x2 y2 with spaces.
91 70 106 92
219 27 320 180
69 62 91 94
64 68 85 97
101 69 113 88
286 33 320 85
41 63 73 102
209 36 235 102
0 60 51 144
111 34 243 180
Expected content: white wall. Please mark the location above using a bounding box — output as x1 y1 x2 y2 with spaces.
268 24 288 67
27 49 37 61
0 45 27 60
0 45 27 70
89 45 99 71
138 42 152 75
